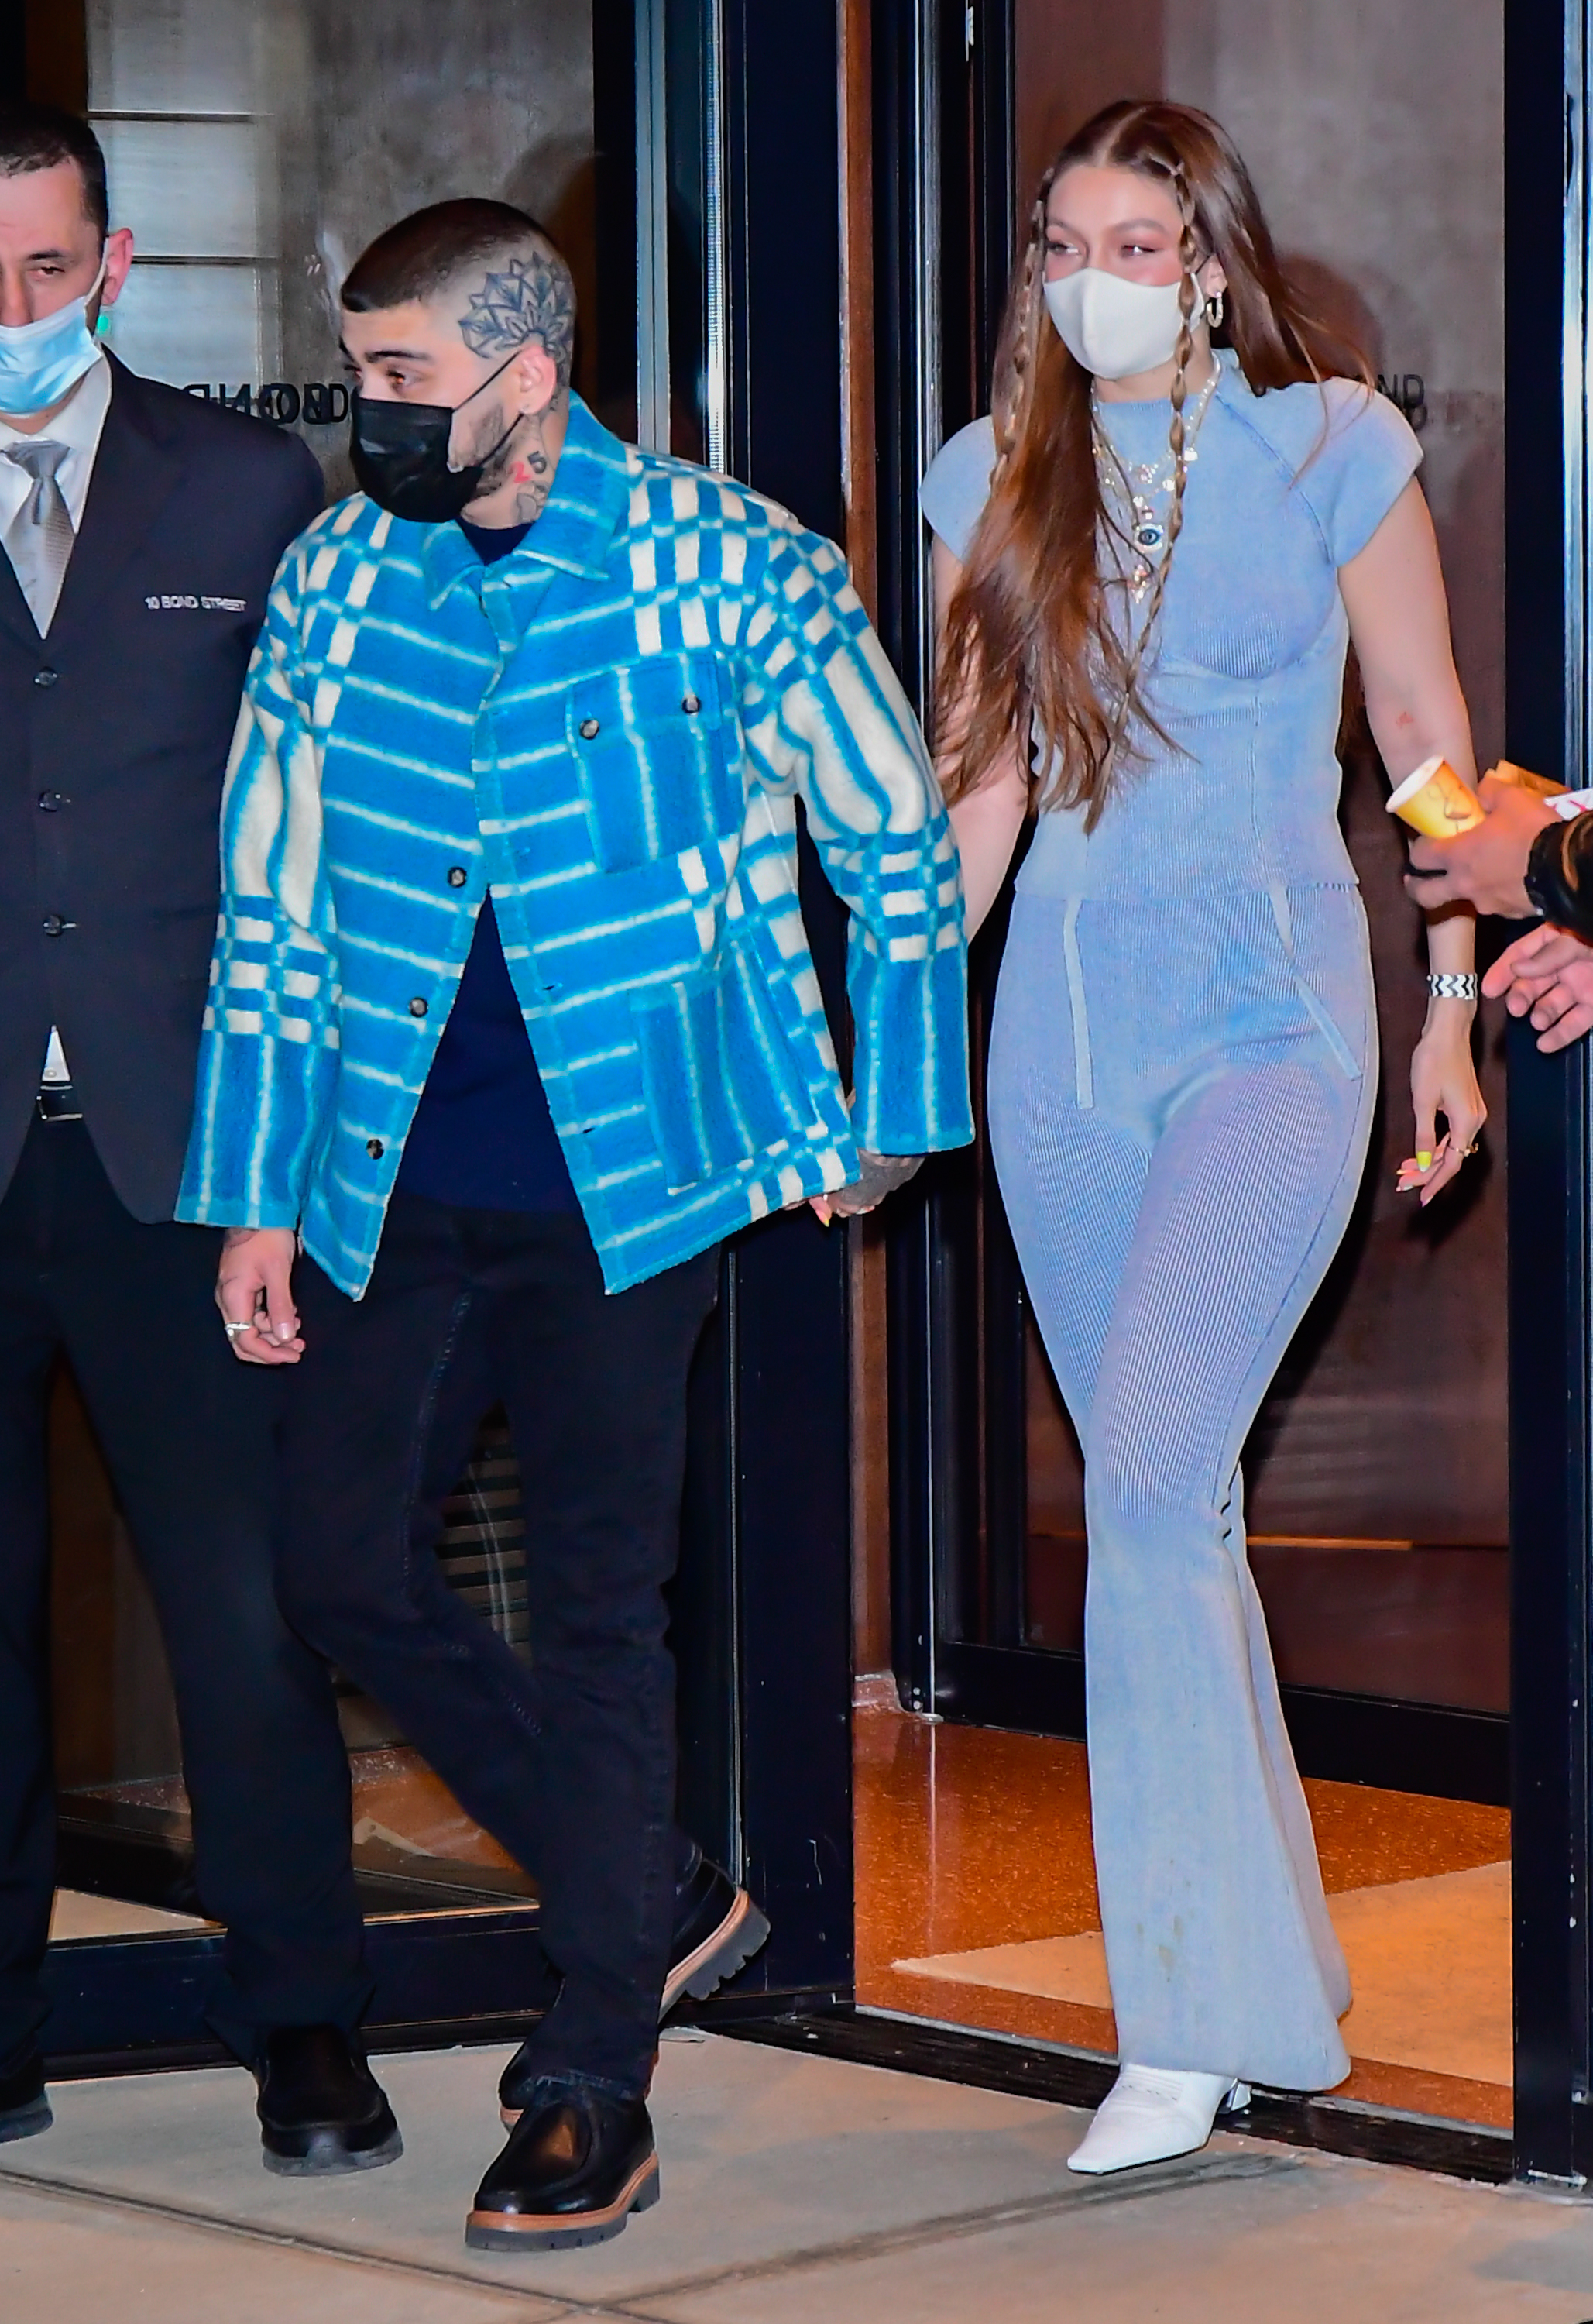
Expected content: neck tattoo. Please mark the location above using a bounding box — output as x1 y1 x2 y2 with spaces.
506 401 561 524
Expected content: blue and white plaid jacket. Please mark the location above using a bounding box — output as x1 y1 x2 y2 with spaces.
177 395 972 1296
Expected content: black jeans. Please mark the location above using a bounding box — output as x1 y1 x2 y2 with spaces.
0 1121 368 2074
279 1192 719 2099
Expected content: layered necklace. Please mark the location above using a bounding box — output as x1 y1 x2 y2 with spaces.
1092 360 1221 603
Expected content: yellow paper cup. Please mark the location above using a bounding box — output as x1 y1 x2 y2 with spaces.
1385 756 1485 837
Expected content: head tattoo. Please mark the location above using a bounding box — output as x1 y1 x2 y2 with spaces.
458 250 575 388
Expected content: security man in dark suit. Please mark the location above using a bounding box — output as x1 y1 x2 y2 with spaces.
0 105 397 2172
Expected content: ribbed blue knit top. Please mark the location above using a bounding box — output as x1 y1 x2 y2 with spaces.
919 353 1422 899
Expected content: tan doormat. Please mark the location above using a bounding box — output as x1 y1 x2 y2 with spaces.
895 1858 1511 2086
49 1890 211 1940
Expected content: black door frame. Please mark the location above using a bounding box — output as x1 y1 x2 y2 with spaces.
874 0 1593 2179
31 0 857 2071
1509 0 1593 2191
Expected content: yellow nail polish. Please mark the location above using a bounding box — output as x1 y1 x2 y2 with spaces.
1416 1150 1433 1171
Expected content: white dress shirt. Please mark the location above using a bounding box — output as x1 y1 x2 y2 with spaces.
0 355 115 1088
0 351 112 531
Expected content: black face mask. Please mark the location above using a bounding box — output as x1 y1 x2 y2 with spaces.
348 352 521 523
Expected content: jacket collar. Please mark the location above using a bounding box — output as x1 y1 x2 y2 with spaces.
420 392 632 610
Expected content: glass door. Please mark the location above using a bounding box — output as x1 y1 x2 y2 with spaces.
889 0 1512 1806
860 0 1574 2164
50 0 637 1960
41 0 858 2065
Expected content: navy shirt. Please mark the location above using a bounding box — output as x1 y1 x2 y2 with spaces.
395 519 580 1213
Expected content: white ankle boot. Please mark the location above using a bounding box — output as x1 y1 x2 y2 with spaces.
1066 2064 1251 2176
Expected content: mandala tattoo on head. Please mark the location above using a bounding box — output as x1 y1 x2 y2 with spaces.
458 249 575 387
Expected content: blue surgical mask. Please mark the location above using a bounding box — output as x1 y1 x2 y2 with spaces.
0 260 106 418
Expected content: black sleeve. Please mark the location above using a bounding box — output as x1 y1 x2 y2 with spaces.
1526 815 1593 940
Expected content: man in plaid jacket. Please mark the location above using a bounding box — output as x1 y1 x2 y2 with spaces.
178 198 971 2249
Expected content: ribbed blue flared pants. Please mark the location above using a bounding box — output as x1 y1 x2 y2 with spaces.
988 882 1379 2092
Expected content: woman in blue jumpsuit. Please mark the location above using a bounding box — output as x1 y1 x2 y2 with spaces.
922 100 1485 2174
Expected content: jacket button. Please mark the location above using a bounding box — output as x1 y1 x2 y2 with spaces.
36 791 64 811
409 996 427 1017
41 913 65 936
578 717 600 739
447 866 467 887
366 1137 384 1158
33 669 57 688
682 693 701 714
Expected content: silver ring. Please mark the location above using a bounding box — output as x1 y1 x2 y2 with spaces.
222 1318 256 1338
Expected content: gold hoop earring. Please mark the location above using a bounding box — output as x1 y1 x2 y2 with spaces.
1205 288 1225 329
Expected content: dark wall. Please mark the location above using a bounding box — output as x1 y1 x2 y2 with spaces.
4 0 87 108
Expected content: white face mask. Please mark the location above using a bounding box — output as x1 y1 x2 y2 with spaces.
1042 266 1200 383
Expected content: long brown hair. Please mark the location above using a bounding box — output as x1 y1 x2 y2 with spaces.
938 99 1371 819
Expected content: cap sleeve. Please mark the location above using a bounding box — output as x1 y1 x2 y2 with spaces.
919 417 998 563
1299 380 1424 568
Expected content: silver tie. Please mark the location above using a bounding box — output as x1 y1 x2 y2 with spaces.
2 439 74 634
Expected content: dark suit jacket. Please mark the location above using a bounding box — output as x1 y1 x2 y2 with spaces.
0 356 324 1219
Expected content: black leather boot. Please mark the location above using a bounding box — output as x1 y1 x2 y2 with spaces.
255 2026 402 2174
498 1847 769 2123
0 2053 50 2144
662 1845 771 2016
468 2082 657 2250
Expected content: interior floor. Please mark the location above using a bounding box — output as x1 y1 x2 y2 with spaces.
64 1747 532 1907
854 1700 1511 2132
49 1890 208 1939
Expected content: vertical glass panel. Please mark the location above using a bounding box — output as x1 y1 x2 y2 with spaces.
1011 2 1508 1716
94 119 263 257
87 0 258 114
99 261 266 387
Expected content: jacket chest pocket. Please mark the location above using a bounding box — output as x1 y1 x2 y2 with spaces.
565 651 743 874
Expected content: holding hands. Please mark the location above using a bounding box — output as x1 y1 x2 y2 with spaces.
810 1149 924 1225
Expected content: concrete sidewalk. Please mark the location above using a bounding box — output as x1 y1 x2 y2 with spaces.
2 2030 1591 2321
